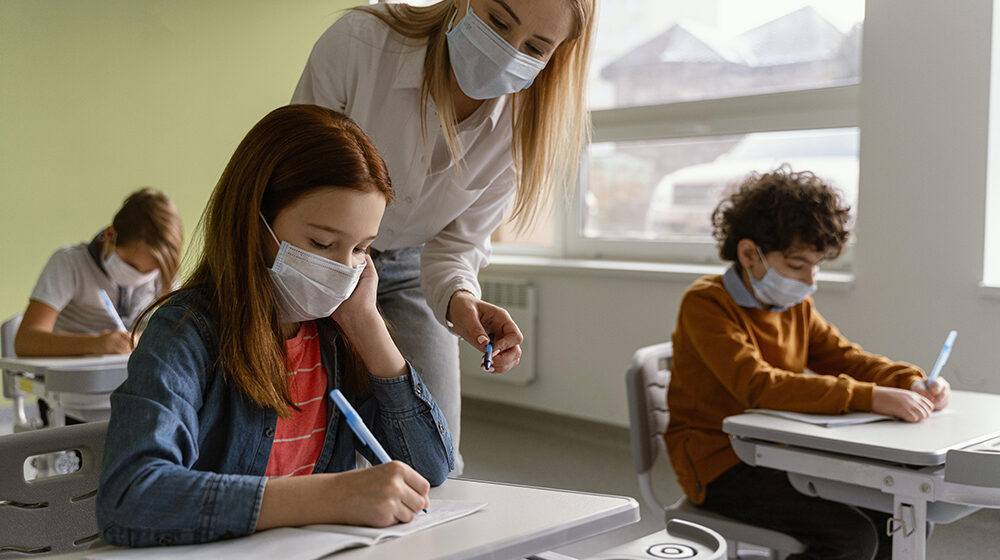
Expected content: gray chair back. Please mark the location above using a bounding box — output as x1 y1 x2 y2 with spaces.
625 343 806 559
0 421 107 556
2 314 23 399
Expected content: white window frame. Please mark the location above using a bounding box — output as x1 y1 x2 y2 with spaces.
496 85 860 271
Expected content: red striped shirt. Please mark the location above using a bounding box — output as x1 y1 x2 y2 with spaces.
265 321 328 478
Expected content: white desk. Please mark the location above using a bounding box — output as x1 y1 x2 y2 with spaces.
336 479 640 560
0 355 128 427
46 479 640 560
723 390 1000 560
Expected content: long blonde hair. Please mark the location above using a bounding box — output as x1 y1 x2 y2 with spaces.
355 0 595 230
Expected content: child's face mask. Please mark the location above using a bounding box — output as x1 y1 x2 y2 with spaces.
260 214 365 323
749 245 816 310
104 250 159 287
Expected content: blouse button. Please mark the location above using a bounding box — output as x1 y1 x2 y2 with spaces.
437 422 446 433
415 384 423 394
264 427 275 437
157 535 174 546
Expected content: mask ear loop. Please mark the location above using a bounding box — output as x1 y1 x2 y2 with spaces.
754 244 771 274
258 213 282 246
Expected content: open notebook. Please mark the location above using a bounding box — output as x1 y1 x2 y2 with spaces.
746 409 896 427
85 499 486 560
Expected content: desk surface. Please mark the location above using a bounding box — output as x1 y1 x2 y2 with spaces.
337 478 639 560
48 479 639 560
0 355 129 393
723 390 1000 466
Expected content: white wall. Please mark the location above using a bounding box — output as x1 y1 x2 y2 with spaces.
464 0 1000 427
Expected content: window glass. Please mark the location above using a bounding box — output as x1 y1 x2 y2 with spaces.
590 0 863 109
584 128 859 241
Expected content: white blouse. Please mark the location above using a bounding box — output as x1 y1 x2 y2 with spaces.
292 8 517 326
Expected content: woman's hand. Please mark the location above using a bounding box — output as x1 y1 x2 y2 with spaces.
257 461 430 530
871 386 934 422
910 377 951 411
447 290 523 373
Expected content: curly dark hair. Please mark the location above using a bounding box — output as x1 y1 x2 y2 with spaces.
712 165 851 264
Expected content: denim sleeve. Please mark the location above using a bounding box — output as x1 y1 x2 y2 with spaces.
365 366 454 485
96 301 266 546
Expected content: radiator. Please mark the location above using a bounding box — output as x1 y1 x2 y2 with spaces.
459 278 536 385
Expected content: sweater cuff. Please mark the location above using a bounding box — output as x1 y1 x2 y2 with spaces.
849 382 875 411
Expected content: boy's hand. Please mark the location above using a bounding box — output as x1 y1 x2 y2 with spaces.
872 386 933 422
92 330 133 354
911 377 951 411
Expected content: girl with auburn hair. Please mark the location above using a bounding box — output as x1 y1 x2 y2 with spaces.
96 105 453 546
293 0 596 473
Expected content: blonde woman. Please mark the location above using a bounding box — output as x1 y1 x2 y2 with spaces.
292 0 595 472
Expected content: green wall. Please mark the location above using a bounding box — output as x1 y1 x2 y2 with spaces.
0 0 362 321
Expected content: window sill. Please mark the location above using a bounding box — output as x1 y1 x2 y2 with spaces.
485 255 855 291
978 283 1000 299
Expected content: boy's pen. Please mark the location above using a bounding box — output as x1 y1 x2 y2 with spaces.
98 289 127 331
926 330 958 387
329 389 426 513
483 333 494 371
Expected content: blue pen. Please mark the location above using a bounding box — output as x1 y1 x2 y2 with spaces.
927 330 957 387
330 389 427 513
330 389 391 464
483 333 494 371
98 289 127 331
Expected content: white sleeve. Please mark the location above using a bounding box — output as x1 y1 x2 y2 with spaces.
290 12 366 111
29 250 77 312
420 166 517 326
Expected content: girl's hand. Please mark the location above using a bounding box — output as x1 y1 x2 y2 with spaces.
911 377 951 411
325 461 430 527
447 291 523 373
872 386 934 422
331 254 380 328
256 460 430 530
92 329 133 354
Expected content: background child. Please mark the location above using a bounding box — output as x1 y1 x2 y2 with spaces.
14 187 183 357
96 105 453 546
665 166 950 559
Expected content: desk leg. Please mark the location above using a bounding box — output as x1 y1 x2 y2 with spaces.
889 496 927 560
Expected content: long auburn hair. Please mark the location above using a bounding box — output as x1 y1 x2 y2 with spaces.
111 188 183 295
355 0 595 230
143 105 393 417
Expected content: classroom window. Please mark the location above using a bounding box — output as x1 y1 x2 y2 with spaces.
496 0 864 270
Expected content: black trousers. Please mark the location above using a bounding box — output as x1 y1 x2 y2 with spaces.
700 463 893 560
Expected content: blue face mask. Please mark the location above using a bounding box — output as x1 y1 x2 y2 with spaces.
749 245 817 310
445 2 547 100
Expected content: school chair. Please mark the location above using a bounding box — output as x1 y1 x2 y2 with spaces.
626 342 806 560
0 420 107 556
1 314 41 432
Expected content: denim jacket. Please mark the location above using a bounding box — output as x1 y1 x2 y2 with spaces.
96 289 454 547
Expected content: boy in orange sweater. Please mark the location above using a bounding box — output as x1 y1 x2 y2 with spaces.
665 167 950 560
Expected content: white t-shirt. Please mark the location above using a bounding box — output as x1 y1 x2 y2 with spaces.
292 7 518 325
30 240 161 334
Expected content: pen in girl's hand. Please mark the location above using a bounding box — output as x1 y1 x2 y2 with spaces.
483 333 494 371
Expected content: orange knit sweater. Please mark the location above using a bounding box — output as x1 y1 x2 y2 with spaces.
665 273 924 504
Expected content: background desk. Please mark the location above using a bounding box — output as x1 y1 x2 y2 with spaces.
723 390 1000 560
0 355 128 427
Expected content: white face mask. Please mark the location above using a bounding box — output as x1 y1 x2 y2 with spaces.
445 2 547 100
749 245 817 310
104 251 159 287
261 214 365 323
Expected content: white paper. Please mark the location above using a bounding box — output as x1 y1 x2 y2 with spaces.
85 499 486 560
746 409 896 427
